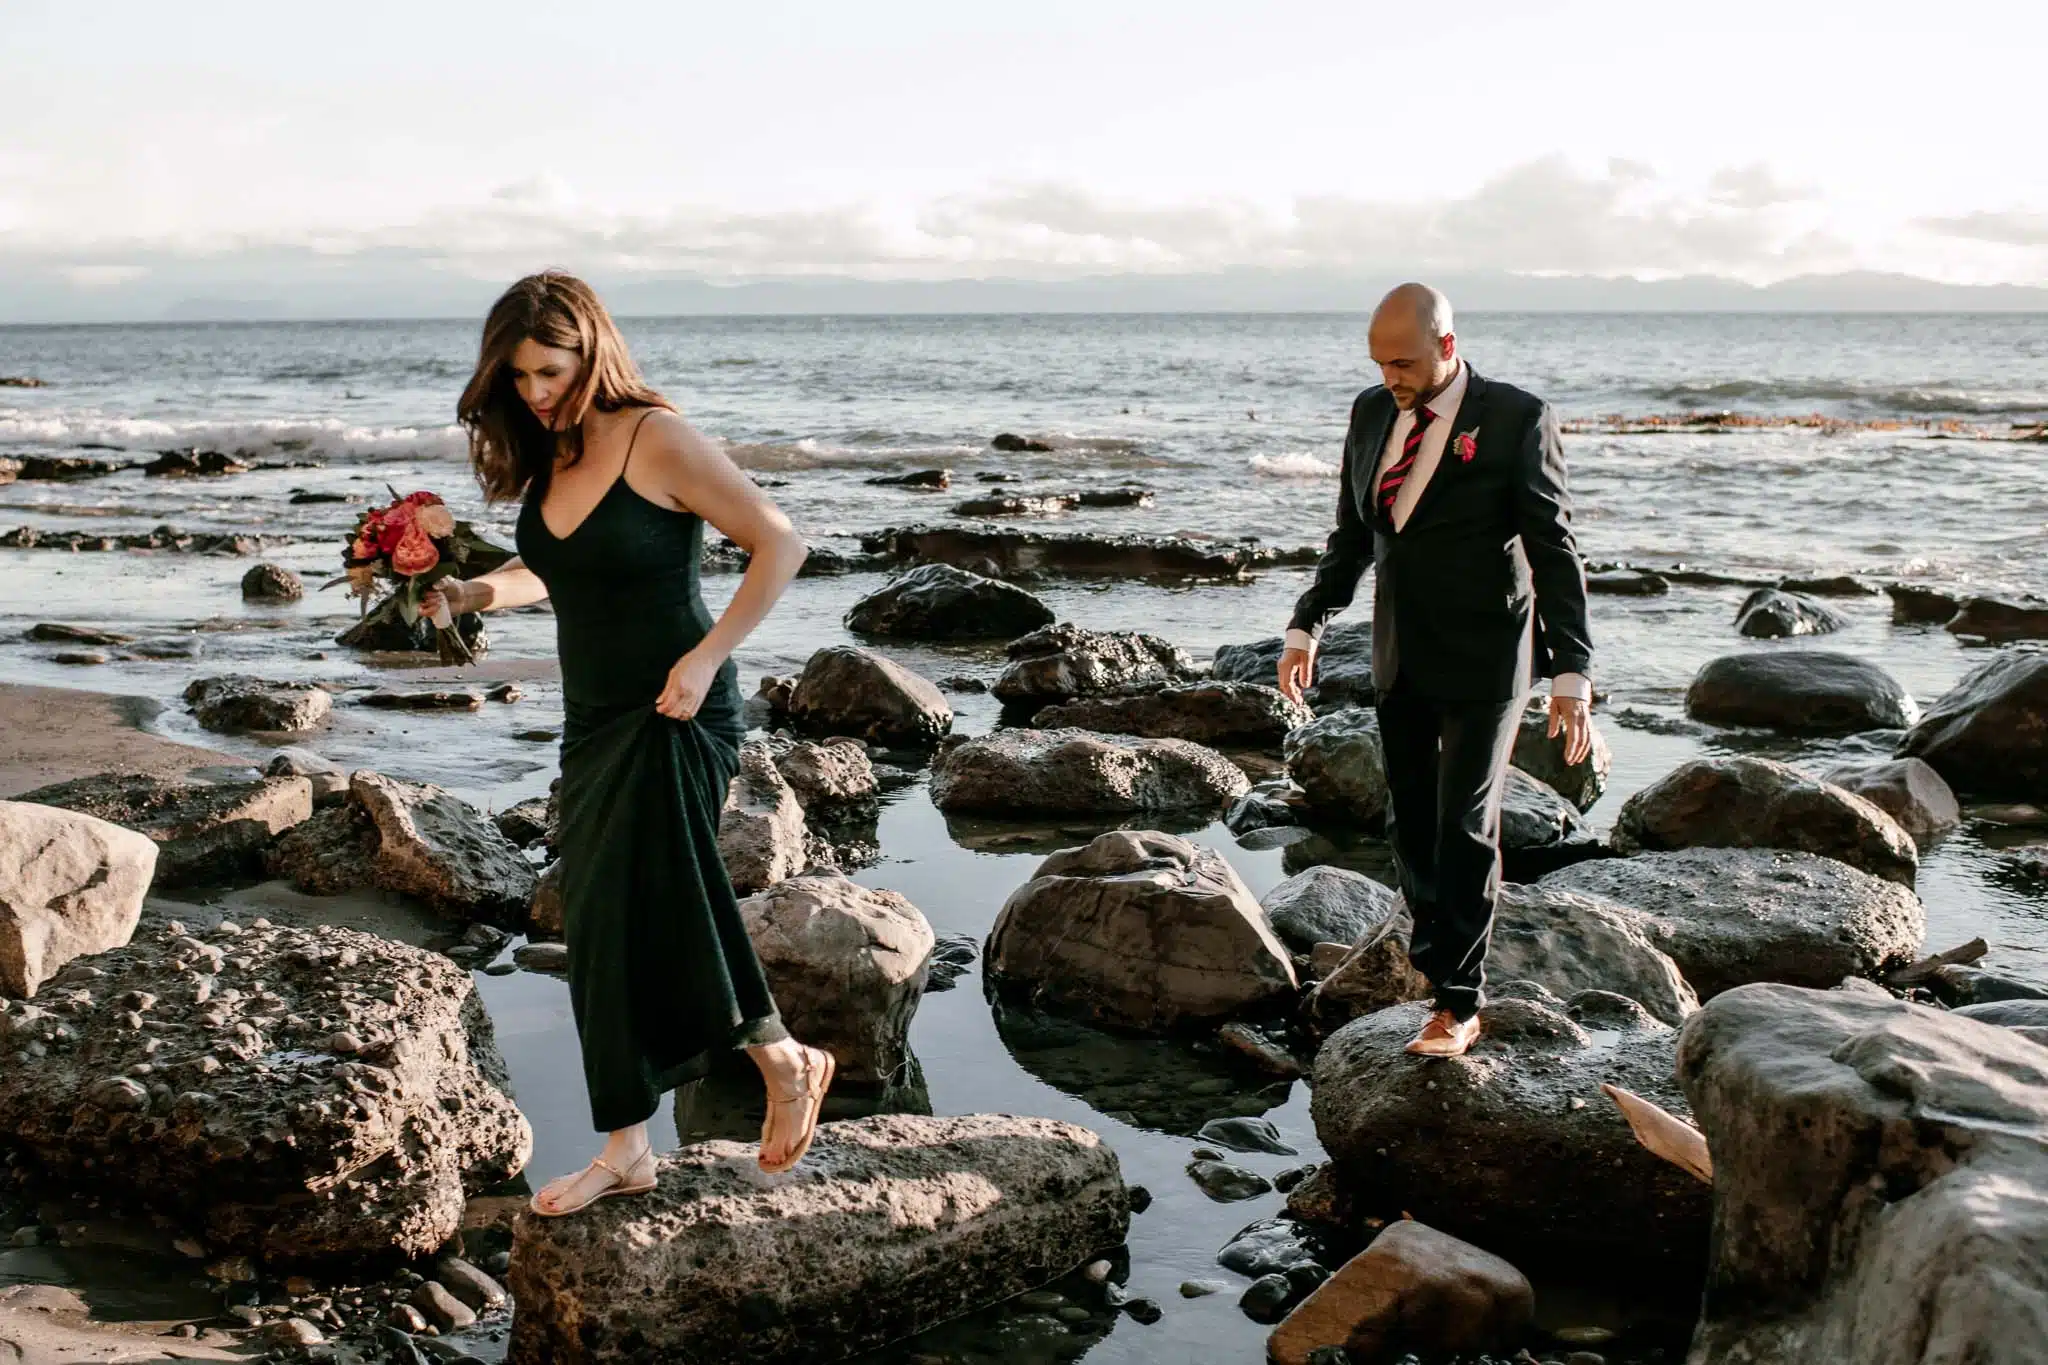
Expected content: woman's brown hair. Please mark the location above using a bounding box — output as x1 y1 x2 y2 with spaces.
457 271 674 502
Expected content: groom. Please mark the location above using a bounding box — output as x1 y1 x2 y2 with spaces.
1278 283 1594 1058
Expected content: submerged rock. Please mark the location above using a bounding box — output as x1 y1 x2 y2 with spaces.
861 524 1268 582
1212 620 1376 713
1736 588 1848 638
1034 681 1312 750
239 563 304 602
1612 755 1919 885
0 920 530 1266
993 623 1201 708
1946 594 2048 642
1685 649 1919 734
1681 984 2048 1365
0 801 156 997
985 830 1296 1032
20 772 312 888
930 728 1248 815
843 563 1054 640
505 1114 1128 1365
1887 582 1963 624
788 646 953 747
1820 757 1961 841
1898 651 2048 800
183 676 333 734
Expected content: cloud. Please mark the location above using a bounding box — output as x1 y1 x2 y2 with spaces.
1707 163 1816 209
1916 209 2048 247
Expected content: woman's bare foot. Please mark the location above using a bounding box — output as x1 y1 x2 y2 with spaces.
530 1126 655 1216
748 1039 832 1171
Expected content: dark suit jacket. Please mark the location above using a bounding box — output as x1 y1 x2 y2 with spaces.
1287 367 1593 702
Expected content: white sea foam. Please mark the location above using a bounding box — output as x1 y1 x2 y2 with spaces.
0 408 468 462
1249 451 1337 479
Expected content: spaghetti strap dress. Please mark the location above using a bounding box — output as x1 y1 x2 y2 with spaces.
515 411 787 1132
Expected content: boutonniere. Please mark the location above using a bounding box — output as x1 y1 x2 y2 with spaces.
1455 430 1478 463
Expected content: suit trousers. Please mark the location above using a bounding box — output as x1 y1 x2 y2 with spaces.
1374 675 1527 1020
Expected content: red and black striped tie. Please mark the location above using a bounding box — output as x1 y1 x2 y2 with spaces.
1378 404 1436 520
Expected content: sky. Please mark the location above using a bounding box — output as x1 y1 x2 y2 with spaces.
3 0 2045 318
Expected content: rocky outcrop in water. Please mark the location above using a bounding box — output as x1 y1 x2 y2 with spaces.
0 523 277 553
1212 620 1376 713
864 468 951 489
738 875 933 1088
143 448 249 477
1886 582 1963 624
1310 984 1711 1264
718 742 809 894
1260 865 1397 956
1898 651 2048 799
1540 847 1925 1000
1033 681 1311 749
992 623 1201 708
764 735 879 818
1820 757 1960 841
1679 984 2048 1365
1735 588 1848 638
1685 649 1918 734
0 801 156 997
1509 697 1611 811
1612 755 1919 885
930 728 1248 815
1283 708 1389 827
1498 768 1605 880
1946 594 2048 642
505 1113 1128 1365
843 563 1055 640
184 676 333 734
21 772 312 888
0 918 530 1267
239 563 304 602
860 524 1282 582
985 830 1296 1032
787 645 954 747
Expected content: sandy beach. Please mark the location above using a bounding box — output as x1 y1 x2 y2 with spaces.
0 683 244 798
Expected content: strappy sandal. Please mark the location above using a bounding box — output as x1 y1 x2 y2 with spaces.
529 1145 657 1217
758 1045 835 1174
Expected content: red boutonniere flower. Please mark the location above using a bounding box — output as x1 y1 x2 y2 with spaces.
1456 431 1478 463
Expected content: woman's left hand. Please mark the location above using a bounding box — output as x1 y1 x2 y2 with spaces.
657 646 723 720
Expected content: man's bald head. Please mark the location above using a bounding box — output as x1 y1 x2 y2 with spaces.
1367 282 1459 410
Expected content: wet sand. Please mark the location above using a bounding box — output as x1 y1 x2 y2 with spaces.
0 683 246 798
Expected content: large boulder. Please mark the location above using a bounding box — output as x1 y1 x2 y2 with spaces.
1032 681 1312 749
1310 984 1711 1263
1820 757 1961 841
1685 650 1919 734
928 728 1248 815
183 676 332 734
1283 708 1389 827
1498 768 1604 881
506 1114 1127 1365
1679 985 2048 1365
1301 903 1431 1032
1540 848 1926 1000
984 830 1297 1032
1946 594 2048 643
1898 651 2048 800
1212 620 1376 713
765 737 879 819
787 646 953 747
842 563 1054 640
0 802 157 997
1510 697 1611 810
718 742 808 895
1612 756 1919 886
20 773 312 888
1736 589 1847 638
0 919 530 1266
1260 865 1397 955
737 876 933 1089
991 623 1200 708
1268 1221 1534 1365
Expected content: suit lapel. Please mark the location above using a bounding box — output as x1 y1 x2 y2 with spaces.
1353 390 1399 531
1402 366 1487 531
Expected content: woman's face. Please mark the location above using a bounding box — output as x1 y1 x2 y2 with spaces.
509 337 583 430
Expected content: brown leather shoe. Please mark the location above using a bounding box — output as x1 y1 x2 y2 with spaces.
1405 1009 1481 1058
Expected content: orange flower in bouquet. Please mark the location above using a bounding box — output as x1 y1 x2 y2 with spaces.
324 487 487 664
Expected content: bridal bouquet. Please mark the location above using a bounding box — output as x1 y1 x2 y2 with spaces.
325 488 484 664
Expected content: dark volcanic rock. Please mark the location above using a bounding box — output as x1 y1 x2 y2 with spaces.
929 728 1248 815
1736 588 1848 638
27 623 133 646
334 596 486 656
1886 582 1962 624
239 563 304 602
1077 486 1154 508
843 563 1055 640
1033 681 1312 749
1685 649 1918 734
1311 985 1711 1263
20 772 312 888
1612 755 1919 885
1947 594 2048 643
0 919 530 1267
993 623 1200 708
788 645 954 747
1897 651 2048 800
184 676 333 734
1819 757 1961 841
142 448 249 477
1587 567 1669 595
505 1114 1127 1365
1780 574 1879 597
1283 708 1388 827
985 830 1295 1031
1498 768 1604 881
864 468 951 490
1680 984 2048 1365
1510 697 1612 811
1260 865 1397 955
860 525 1268 582
1540 847 1925 1000
953 493 1079 517
992 433 1054 452
1212 620 1375 713
17 455 127 480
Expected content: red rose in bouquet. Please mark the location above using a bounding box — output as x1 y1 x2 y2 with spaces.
324 486 487 664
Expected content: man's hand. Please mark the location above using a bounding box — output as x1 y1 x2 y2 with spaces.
1547 693 1593 766
1278 646 1316 705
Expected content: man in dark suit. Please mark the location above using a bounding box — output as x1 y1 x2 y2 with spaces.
1278 282 1594 1058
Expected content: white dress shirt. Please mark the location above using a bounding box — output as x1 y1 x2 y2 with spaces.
1285 360 1590 703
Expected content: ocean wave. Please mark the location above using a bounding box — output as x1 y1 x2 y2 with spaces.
1250 451 1338 478
1645 379 2048 417
721 437 982 472
0 408 467 461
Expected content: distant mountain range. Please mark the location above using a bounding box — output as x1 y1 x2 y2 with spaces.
4 258 2045 323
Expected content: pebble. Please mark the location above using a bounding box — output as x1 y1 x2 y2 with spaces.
1081 1260 1111 1283
1553 1326 1619 1345
1126 1185 1152 1214
1186 1158 1273 1202
387 1303 429 1333
513 942 570 974
1238 1272 1294 1323
1306 1349 1350 1365
1055 1306 1093 1323
226 1305 264 1328
1567 1353 1609 1365
265 1317 325 1347
1017 1290 1066 1311
1120 1297 1163 1325
1178 1280 1227 1298
411 1281 477 1331
1195 1116 1298 1156
8 1226 42 1247
434 1255 507 1310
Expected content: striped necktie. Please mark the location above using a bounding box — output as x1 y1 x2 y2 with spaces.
1378 404 1436 520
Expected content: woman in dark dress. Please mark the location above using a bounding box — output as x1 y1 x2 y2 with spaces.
425 271 832 1217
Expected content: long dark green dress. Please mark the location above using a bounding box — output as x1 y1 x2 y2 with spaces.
517 424 787 1133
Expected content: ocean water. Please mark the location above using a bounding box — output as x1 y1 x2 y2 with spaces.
1 313 2046 1362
